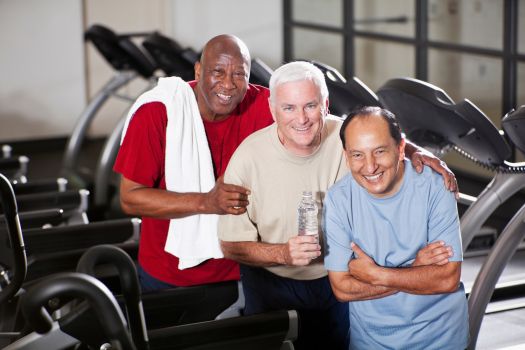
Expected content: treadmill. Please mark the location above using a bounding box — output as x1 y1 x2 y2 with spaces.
61 23 157 192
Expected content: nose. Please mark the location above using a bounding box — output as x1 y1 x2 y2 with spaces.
220 73 236 90
364 154 378 173
297 109 309 124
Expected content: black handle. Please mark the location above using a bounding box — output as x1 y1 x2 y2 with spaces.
77 244 148 350
20 272 136 350
0 173 27 305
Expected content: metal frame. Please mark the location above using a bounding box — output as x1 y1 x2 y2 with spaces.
283 0 524 144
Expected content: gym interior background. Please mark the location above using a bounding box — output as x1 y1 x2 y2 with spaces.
1 0 524 180
0 0 525 349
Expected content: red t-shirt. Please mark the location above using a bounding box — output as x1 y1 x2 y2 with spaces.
114 82 273 286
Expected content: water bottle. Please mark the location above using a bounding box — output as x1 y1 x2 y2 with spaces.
297 191 319 238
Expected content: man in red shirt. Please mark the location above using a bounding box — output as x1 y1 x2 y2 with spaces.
114 34 273 290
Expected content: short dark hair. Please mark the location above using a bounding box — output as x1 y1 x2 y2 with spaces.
339 106 403 149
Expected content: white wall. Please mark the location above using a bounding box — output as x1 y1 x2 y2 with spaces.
0 0 85 142
169 0 282 69
0 0 283 141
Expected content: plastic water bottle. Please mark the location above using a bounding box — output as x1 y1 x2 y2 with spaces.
297 191 319 238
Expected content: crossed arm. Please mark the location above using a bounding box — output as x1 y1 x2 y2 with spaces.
328 242 461 302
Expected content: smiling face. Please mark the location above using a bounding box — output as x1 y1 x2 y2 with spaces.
271 79 327 156
344 114 406 198
194 35 250 121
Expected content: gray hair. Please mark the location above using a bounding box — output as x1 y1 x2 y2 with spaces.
269 61 329 109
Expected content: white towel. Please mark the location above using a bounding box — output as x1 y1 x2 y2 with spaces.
121 77 224 269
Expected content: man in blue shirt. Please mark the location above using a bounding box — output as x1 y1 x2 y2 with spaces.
323 106 468 350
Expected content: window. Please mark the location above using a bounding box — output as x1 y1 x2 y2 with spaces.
284 0 524 163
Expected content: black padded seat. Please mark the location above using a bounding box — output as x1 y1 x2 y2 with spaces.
377 78 511 166
85 24 156 79
307 60 382 118
142 31 198 81
249 58 273 87
502 105 525 154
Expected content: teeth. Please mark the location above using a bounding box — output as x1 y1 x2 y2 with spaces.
364 173 382 181
293 126 309 131
217 93 232 101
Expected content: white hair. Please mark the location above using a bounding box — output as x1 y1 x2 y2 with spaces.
269 61 329 109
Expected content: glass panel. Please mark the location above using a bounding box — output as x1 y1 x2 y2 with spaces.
428 49 502 125
518 0 525 53
354 38 414 91
354 0 414 37
518 62 525 108
428 0 503 49
292 28 343 74
292 0 342 28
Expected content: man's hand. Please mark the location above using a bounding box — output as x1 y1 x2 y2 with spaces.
409 149 459 198
282 235 321 266
204 176 251 215
413 241 452 267
348 243 379 284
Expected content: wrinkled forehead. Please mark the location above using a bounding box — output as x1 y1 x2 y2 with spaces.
346 116 394 144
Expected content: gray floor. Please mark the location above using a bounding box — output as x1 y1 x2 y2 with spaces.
463 250 525 349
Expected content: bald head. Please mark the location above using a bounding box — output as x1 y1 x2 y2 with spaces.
200 34 251 70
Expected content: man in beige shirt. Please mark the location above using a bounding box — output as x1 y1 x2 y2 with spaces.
218 61 456 350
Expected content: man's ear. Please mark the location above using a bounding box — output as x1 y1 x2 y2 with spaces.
268 98 277 122
194 61 201 81
324 98 329 116
399 138 406 160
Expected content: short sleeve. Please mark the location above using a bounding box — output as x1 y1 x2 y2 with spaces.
323 187 354 272
428 180 463 262
113 102 167 188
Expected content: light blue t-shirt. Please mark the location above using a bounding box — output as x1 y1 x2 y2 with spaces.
323 160 468 350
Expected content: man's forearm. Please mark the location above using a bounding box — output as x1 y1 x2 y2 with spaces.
404 139 420 158
220 241 287 267
367 263 461 295
328 272 397 302
120 186 209 219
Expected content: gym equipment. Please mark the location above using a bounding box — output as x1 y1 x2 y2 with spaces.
249 57 273 87
376 78 525 250
307 60 382 118
73 245 297 350
0 189 90 225
0 156 28 184
0 208 64 230
142 31 199 82
6 272 136 350
61 24 157 190
0 173 26 348
11 177 67 195
0 173 26 306
467 105 525 349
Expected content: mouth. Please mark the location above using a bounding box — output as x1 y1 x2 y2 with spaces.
216 92 233 104
292 125 311 132
363 172 383 182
